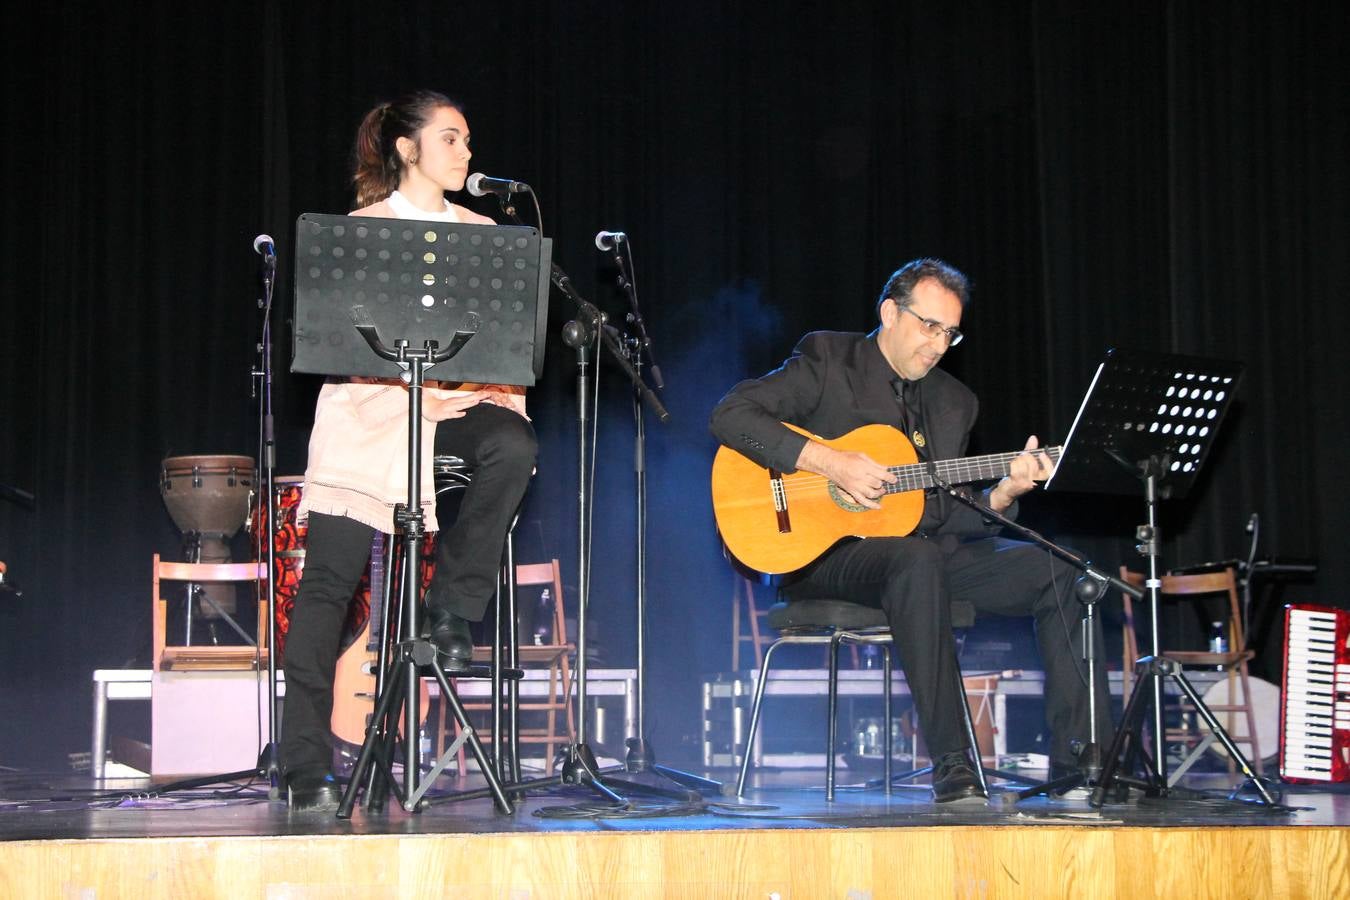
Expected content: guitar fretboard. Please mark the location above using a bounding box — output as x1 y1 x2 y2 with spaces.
883 447 1063 494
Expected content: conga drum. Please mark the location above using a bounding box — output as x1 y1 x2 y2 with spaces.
251 478 438 663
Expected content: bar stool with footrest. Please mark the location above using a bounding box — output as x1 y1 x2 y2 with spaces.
427 455 573 779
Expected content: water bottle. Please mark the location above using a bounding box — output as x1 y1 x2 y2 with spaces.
532 588 553 645
859 644 881 670
1208 621 1228 670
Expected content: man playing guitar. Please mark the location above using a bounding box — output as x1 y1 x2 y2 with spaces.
710 258 1112 802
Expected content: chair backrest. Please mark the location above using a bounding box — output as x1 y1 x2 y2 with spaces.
1118 566 1244 669
152 554 269 672
515 559 569 650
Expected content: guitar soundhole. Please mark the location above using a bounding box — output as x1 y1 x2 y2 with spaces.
827 482 868 512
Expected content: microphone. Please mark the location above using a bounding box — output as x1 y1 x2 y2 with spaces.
253 234 276 261
594 230 627 251
466 173 531 197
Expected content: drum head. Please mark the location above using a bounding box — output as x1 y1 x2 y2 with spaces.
1200 676 1280 763
160 454 255 536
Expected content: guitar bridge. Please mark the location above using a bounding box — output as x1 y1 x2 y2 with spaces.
769 469 791 534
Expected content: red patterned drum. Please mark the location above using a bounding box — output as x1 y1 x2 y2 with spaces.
250 478 439 663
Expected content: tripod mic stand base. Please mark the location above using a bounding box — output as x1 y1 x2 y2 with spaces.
436 740 709 810
621 737 723 797
559 742 604 785
256 742 282 801
998 743 1107 806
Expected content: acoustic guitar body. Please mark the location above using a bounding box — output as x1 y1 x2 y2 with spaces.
711 423 925 576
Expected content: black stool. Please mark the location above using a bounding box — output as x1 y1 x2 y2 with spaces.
735 599 991 801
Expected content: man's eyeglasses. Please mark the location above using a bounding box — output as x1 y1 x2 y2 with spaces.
898 303 963 346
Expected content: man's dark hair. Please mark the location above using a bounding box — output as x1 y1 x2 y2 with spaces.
876 258 970 317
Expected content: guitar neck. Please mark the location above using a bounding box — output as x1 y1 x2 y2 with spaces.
885 447 1062 494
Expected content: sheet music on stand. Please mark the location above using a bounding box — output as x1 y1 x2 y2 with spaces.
291 214 551 384
1046 348 1244 499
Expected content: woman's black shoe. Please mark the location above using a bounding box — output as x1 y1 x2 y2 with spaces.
286 771 341 812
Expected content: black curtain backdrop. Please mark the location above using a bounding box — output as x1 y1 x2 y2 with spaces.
2 1 1345 768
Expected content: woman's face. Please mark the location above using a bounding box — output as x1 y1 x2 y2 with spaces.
400 105 473 192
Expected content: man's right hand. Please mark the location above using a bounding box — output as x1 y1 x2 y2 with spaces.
796 441 897 510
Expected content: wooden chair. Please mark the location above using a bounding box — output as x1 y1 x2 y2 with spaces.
1118 566 1263 780
442 559 575 775
152 555 270 671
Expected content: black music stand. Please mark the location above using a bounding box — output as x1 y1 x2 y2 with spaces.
293 214 549 383
290 214 549 816
1040 348 1276 807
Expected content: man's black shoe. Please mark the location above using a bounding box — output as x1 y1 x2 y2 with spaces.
286 771 341 812
931 751 988 804
425 604 474 671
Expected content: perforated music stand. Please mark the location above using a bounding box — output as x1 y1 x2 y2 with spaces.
1046 348 1241 501
290 213 550 816
1044 348 1275 806
293 213 549 384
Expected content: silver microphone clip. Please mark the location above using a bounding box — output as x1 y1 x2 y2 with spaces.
595 230 627 251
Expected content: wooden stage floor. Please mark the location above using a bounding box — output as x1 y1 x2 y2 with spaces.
2 765 1348 898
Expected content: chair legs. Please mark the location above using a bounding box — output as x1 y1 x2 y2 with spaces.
957 667 990 797
735 638 790 796
736 630 896 800
827 632 892 800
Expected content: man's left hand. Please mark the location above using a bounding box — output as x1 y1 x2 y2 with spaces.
989 435 1055 511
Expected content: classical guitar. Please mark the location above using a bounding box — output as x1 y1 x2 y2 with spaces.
711 422 1061 576
331 532 431 745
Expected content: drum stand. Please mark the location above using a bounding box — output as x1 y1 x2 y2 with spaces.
335 310 514 816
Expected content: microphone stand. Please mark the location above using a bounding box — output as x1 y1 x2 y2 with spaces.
919 470 1117 800
604 238 721 795
250 243 282 799
441 195 675 810
542 265 686 804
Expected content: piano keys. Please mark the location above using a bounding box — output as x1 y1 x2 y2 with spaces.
1280 604 1350 783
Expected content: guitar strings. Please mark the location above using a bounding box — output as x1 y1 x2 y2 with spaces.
770 448 1062 497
